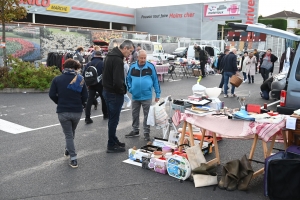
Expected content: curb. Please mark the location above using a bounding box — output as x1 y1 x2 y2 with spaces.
0 88 49 93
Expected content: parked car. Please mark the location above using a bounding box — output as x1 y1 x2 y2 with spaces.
229 22 300 115
171 47 188 58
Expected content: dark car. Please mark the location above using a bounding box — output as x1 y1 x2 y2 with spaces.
171 47 188 58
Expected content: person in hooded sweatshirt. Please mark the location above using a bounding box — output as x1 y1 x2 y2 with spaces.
102 40 134 153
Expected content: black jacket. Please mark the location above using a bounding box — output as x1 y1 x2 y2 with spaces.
102 47 127 94
260 77 273 92
217 53 226 71
221 52 238 73
49 73 88 113
259 53 278 73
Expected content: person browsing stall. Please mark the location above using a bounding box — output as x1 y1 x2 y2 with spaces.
83 51 108 124
258 48 278 82
102 40 134 153
125 50 161 141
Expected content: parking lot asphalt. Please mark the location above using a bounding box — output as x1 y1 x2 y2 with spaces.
0 67 282 200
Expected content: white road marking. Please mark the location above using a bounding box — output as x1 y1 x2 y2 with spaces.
0 119 33 134
0 109 131 134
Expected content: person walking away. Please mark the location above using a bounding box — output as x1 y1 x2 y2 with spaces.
199 46 208 78
217 49 230 93
83 51 108 124
253 49 259 74
194 44 200 60
239 52 248 83
123 57 132 108
125 50 161 141
49 59 88 168
244 52 257 84
258 49 278 82
102 40 134 153
223 48 239 98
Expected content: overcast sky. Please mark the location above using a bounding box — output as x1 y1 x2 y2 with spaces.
89 0 300 17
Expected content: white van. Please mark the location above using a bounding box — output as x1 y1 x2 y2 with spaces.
108 38 173 61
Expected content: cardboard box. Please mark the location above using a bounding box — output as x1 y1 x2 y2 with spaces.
193 69 202 76
128 149 151 163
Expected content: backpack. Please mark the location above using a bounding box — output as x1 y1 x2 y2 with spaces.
84 61 102 86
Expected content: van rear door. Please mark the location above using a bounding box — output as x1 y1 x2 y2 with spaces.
229 23 300 110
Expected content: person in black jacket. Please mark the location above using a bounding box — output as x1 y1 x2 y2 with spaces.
217 49 230 92
49 59 88 168
199 47 208 78
83 51 108 124
222 48 239 98
260 77 273 100
258 49 278 81
102 40 134 153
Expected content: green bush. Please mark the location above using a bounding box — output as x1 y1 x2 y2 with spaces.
258 18 287 31
0 56 61 90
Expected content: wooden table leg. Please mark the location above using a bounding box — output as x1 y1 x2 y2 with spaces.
212 132 221 165
282 129 288 150
178 121 187 152
187 123 195 146
199 129 206 149
249 134 258 161
287 130 293 147
266 135 276 157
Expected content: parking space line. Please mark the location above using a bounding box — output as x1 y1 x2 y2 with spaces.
0 119 33 134
0 109 131 134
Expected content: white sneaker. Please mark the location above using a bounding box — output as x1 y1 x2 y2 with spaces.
127 100 132 108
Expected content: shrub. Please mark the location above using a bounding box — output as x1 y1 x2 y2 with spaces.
0 56 61 90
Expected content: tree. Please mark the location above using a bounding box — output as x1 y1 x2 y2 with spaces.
0 0 27 66
294 28 300 35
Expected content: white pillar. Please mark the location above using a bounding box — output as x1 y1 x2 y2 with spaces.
109 22 112 30
32 13 35 23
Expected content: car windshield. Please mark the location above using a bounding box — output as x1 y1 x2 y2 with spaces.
175 47 186 52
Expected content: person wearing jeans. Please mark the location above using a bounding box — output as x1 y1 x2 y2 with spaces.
220 48 238 98
102 40 134 153
102 91 124 147
258 49 278 82
49 59 88 168
223 72 236 97
217 49 230 93
125 50 161 141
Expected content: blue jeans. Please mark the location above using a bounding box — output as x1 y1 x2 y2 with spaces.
102 90 124 147
224 72 235 95
261 90 270 100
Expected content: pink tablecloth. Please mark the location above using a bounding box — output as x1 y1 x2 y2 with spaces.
180 112 286 142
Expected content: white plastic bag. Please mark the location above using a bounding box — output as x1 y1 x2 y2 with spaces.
154 103 168 128
146 105 155 126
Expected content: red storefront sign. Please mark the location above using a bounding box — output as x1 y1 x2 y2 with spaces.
20 0 50 7
246 0 255 24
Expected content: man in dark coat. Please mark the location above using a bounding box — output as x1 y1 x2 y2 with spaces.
222 48 239 98
102 40 134 153
217 49 230 92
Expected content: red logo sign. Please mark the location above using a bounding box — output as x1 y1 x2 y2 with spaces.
246 0 255 24
20 0 50 7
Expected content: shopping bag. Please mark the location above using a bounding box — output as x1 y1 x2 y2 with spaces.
186 145 206 170
154 103 168 128
146 105 155 126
